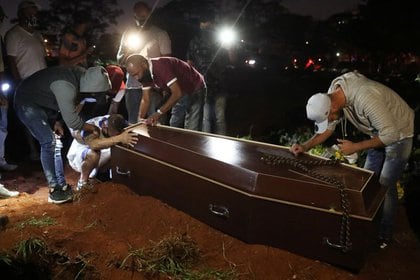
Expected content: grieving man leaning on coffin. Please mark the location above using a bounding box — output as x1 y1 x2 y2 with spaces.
14 66 112 204
290 71 415 249
124 54 206 131
67 114 138 191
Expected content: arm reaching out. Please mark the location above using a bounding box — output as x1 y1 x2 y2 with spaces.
290 129 334 156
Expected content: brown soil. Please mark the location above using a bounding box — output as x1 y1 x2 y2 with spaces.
1 162 420 280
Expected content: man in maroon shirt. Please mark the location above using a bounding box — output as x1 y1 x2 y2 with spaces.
125 54 206 131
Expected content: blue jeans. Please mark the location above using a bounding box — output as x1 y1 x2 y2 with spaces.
170 88 205 131
125 88 161 124
202 94 227 135
0 106 8 163
364 137 413 240
15 105 66 188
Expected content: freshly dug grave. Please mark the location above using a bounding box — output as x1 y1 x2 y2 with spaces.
0 165 420 279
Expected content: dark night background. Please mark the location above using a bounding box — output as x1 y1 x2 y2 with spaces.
0 0 418 143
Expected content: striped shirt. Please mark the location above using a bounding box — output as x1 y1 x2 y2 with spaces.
328 71 414 145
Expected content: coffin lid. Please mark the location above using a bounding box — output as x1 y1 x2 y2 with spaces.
127 124 386 220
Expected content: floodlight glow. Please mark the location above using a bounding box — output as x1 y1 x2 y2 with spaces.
1 82 10 92
336 52 341 57
247 59 256 65
218 27 237 47
125 33 143 50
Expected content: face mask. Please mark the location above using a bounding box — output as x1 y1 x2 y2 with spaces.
23 15 39 29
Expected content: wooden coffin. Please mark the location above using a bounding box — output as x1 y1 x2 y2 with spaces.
111 124 386 271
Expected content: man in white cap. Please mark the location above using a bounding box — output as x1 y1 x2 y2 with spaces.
290 71 415 248
14 65 111 204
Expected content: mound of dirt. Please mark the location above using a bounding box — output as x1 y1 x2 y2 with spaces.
1 164 420 279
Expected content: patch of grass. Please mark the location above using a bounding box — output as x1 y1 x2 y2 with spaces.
182 268 238 280
120 233 237 279
17 216 56 230
0 251 13 265
74 253 99 280
15 237 47 260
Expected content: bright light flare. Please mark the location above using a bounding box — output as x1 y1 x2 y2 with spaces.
205 137 241 165
125 33 143 50
1 82 10 92
217 27 237 47
246 59 256 66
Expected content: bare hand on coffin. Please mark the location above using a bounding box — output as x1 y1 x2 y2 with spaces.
145 112 161 126
119 130 139 147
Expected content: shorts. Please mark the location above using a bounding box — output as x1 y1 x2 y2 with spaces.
67 140 111 178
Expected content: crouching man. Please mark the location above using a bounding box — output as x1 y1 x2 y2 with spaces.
67 114 138 190
14 65 111 204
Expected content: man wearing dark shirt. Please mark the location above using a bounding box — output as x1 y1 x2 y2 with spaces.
14 65 111 204
125 54 206 130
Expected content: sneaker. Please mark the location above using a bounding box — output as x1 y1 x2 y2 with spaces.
77 180 87 191
48 184 73 204
0 184 19 198
0 162 18 171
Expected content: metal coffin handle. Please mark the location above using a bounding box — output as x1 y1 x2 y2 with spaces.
323 237 352 253
115 166 131 177
208 204 230 219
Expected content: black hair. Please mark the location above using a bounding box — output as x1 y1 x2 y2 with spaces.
108 114 128 133
133 1 150 12
198 11 215 23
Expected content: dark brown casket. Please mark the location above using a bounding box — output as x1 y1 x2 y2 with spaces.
111 124 386 271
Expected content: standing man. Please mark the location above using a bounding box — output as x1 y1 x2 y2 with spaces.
0 5 18 172
14 65 111 204
290 71 415 248
58 11 92 67
187 13 232 135
67 114 138 190
5 0 47 161
117 1 171 124
0 5 19 199
125 54 206 130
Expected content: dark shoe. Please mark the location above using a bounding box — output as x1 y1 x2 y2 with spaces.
0 162 18 171
48 184 73 204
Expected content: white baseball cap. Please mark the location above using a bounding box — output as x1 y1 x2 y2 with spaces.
306 93 331 134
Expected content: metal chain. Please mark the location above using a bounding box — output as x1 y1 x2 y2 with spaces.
260 154 352 253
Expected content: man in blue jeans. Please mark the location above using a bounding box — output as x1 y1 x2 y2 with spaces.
290 71 414 249
14 65 111 204
116 1 171 124
186 12 234 135
125 54 206 130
